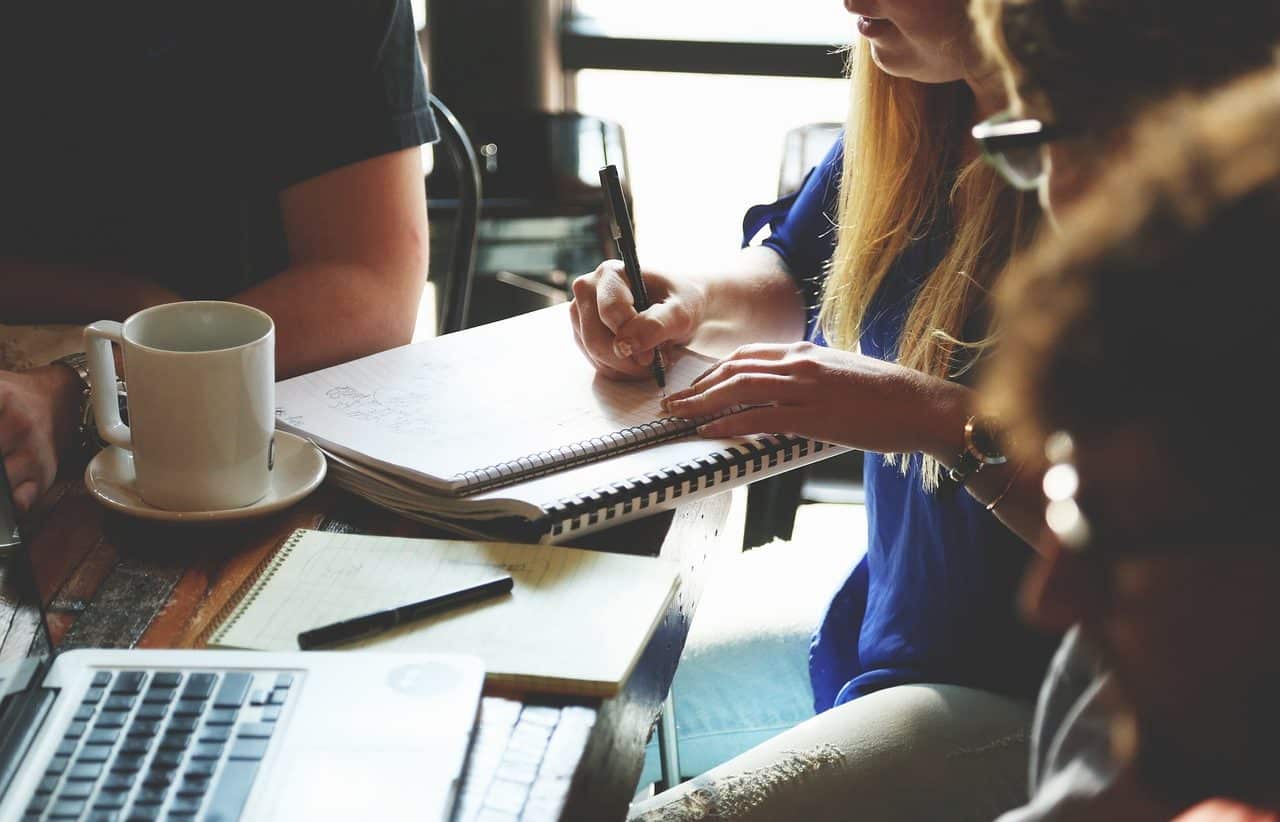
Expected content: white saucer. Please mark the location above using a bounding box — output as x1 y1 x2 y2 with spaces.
84 430 327 524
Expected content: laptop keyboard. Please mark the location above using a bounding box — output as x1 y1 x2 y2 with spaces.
24 668 295 822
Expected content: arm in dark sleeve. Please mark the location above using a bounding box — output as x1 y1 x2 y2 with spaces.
741 136 843 339
266 0 439 190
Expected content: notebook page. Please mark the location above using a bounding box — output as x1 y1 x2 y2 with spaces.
209 530 679 696
274 304 715 494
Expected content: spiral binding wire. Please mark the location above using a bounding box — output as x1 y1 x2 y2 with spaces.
200 529 307 647
454 415 707 494
542 435 831 538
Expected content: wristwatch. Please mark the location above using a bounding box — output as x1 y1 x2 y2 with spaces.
52 351 126 455
947 414 1008 487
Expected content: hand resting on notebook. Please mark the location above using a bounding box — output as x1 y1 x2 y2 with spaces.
660 341 972 460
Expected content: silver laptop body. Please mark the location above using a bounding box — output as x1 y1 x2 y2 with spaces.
0 467 484 821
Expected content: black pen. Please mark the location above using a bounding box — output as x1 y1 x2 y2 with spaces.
599 164 668 392
296 574 514 650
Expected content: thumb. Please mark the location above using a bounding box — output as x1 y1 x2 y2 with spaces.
617 300 691 355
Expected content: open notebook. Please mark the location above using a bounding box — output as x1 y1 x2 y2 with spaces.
204 529 679 697
275 303 847 542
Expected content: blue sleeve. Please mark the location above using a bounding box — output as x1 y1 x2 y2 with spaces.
741 136 843 339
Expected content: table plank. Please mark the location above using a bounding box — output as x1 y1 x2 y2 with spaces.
4 474 744 821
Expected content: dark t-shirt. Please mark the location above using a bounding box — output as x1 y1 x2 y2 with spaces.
0 0 437 299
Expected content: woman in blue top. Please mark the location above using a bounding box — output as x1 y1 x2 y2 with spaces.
573 0 1055 818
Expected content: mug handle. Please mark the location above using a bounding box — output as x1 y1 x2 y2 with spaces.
84 321 131 450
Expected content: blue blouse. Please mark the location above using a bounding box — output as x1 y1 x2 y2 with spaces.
743 138 1054 712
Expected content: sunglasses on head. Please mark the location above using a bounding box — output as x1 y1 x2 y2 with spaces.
972 110 1075 191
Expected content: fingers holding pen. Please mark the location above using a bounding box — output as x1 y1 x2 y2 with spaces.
570 263 648 379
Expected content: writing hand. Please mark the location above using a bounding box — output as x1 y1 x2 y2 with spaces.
569 260 705 380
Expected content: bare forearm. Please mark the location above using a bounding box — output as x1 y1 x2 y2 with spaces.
233 262 424 379
916 381 1048 552
0 259 181 324
687 246 807 354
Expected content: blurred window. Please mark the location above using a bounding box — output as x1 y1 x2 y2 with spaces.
571 2 852 271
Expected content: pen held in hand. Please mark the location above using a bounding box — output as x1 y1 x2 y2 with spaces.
599 163 667 395
296 574 514 650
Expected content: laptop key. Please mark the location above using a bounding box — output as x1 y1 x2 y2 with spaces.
105 694 136 711
169 796 204 814
197 725 230 743
103 772 134 791
135 703 167 720
26 794 48 812
88 728 120 746
120 737 151 755
64 721 88 739
274 673 293 689
57 779 94 799
38 774 60 793
68 762 104 781
151 672 183 688
56 738 78 757
154 751 184 769
45 755 70 775
111 671 146 696
190 743 224 760
91 672 112 687
126 804 161 820
74 703 97 722
143 687 176 704
178 774 210 796
184 760 216 777
77 745 113 763
140 771 174 792
135 785 169 803
48 798 85 818
182 673 217 700
229 737 269 761
110 754 146 773
82 688 106 705
236 722 274 739
94 789 129 808
259 705 281 722
205 758 260 822
213 673 252 708
249 688 268 706
173 700 205 717
267 689 288 705
126 720 161 738
95 712 128 729
159 733 191 751
206 709 237 726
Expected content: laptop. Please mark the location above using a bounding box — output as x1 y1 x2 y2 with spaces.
0 466 485 821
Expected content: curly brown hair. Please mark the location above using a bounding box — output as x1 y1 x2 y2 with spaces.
971 0 1280 130
982 69 1280 502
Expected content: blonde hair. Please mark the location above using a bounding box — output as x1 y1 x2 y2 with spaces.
819 42 1037 489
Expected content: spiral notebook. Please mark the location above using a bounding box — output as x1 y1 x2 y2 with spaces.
275 304 847 543
204 529 680 697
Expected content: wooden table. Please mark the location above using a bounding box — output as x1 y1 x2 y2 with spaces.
0 472 745 821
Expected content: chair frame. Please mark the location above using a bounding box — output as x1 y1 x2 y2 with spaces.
427 94 482 335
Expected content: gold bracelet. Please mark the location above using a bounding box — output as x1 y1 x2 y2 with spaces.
985 462 1022 512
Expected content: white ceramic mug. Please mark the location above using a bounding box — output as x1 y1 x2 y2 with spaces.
85 301 276 511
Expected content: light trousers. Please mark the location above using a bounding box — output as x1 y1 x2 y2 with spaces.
629 683 1034 822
